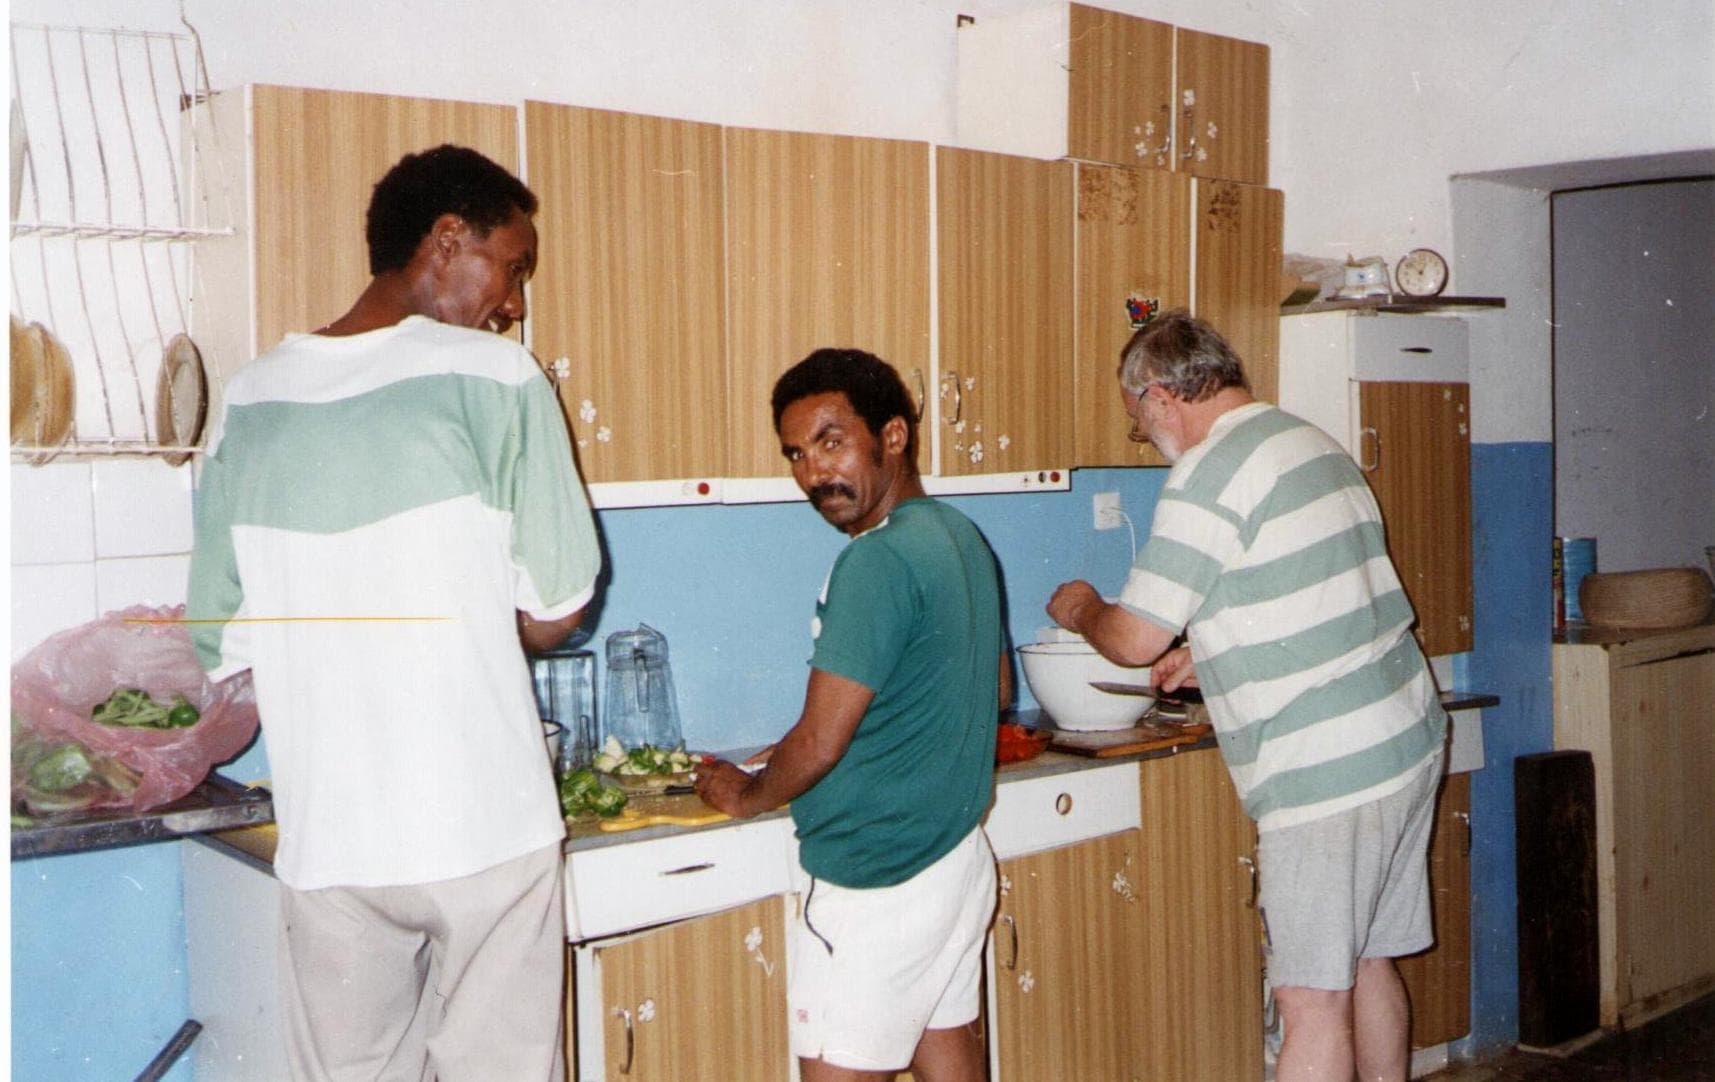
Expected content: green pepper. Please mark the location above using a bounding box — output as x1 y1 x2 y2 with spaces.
28 744 92 793
166 696 201 728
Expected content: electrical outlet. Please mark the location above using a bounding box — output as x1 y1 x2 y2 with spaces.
1092 491 1122 530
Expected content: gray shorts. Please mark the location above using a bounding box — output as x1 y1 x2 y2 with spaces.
1257 754 1443 991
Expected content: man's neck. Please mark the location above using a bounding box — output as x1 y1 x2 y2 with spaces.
1182 387 1256 448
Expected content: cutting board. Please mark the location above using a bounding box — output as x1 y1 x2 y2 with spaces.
594 793 730 833
1049 721 1212 758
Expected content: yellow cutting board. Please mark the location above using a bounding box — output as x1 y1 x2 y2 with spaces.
594 794 730 833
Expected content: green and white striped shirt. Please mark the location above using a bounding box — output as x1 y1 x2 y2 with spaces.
1120 403 1445 832
188 316 600 888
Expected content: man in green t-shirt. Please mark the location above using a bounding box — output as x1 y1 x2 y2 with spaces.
697 348 1006 1082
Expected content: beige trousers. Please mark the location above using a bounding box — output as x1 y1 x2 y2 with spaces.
278 844 566 1082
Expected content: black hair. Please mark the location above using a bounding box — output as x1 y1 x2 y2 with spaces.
365 145 539 275
771 348 919 461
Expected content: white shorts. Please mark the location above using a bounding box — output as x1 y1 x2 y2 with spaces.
788 827 998 1071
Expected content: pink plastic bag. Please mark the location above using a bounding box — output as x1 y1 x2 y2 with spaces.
11 604 260 813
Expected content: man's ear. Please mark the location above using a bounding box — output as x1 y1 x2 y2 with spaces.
881 415 910 456
428 213 467 261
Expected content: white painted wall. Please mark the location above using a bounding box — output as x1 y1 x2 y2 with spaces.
1552 178 1715 574
15 0 1715 267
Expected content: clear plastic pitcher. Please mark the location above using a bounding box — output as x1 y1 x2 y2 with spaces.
601 624 683 751
530 647 596 776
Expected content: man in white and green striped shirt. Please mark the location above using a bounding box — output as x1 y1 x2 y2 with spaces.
1050 310 1445 1082
189 146 599 1081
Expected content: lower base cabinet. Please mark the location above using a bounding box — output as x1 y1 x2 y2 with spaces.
1135 747 1264 1082
992 829 1152 1078
1396 771 1473 1049
571 895 789 1081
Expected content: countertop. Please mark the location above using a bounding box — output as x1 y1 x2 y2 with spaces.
11 773 273 860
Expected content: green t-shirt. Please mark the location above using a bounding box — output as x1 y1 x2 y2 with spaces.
793 498 1002 889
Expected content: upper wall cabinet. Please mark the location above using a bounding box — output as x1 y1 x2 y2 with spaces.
723 128 931 487
1195 179 1284 408
193 85 519 394
525 102 728 495
1172 27 1270 185
956 3 1269 186
1073 163 1190 467
935 147 1074 479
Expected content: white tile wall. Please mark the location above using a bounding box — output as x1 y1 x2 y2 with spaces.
92 458 195 558
10 457 196 658
10 462 96 564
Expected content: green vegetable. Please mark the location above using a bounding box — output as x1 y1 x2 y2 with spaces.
28 744 92 793
91 687 200 729
559 767 628 820
593 735 695 776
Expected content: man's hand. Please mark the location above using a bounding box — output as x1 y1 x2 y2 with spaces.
1047 580 1104 635
694 759 758 818
1151 646 1198 693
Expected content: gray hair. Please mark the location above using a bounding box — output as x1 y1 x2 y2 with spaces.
1117 309 1249 402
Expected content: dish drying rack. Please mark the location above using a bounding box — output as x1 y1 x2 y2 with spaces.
9 20 232 463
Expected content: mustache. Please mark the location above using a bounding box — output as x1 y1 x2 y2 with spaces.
808 483 856 507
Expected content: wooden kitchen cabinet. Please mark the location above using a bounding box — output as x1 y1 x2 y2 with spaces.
192 85 519 393
1552 623 1715 1028
1134 746 1264 1082
935 146 1074 478
1195 179 1283 410
1173 27 1270 186
525 102 728 490
956 5 1268 184
1279 313 1475 657
576 895 789 1081
723 127 931 482
1396 771 1473 1049
991 829 1151 1080
1073 163 1191 466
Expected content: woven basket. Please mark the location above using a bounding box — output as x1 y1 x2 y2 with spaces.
1579 567 1714 630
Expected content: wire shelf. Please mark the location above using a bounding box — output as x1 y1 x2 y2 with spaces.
9 20 230 464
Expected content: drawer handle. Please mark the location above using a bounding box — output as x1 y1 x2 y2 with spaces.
1054 792 1074 816
660 862 715 877
612 1006 635 1075
1000 913 1019 971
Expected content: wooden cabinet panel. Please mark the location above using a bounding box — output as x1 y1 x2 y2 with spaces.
1066 4 1176 169
1194 179 1282 409
936 147 1074 476
525 102 727 484
1398 771 1473 1048
250 85 518 351
1073 163 1190 466
1553 627 1715 1027
724 128 931 479
1357 381 1474 657
993 830 1149 1080
1135 748 1263 1082
1173 28 1270 186
1610 647 1715 1007
593 896 788 1081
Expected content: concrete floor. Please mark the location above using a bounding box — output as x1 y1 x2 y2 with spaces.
1422 993 1715 1082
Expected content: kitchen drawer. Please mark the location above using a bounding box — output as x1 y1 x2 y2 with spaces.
1350 314 1468 383
565 817 794 940
985 762 1141 860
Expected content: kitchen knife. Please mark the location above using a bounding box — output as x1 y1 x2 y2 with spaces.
1089 681 1204 704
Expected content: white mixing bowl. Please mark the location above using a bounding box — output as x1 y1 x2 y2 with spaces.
1018 641 1154 731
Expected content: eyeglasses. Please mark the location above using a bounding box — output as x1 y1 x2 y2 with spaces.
1126 382 1165 443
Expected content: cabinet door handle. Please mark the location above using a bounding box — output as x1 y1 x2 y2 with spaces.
999 912 1019 971
911 367 927 421
1454 809 1472 857
1357 426 1380 472
944 370 963 426
612 1006 635 1075
1238 854 1258 908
